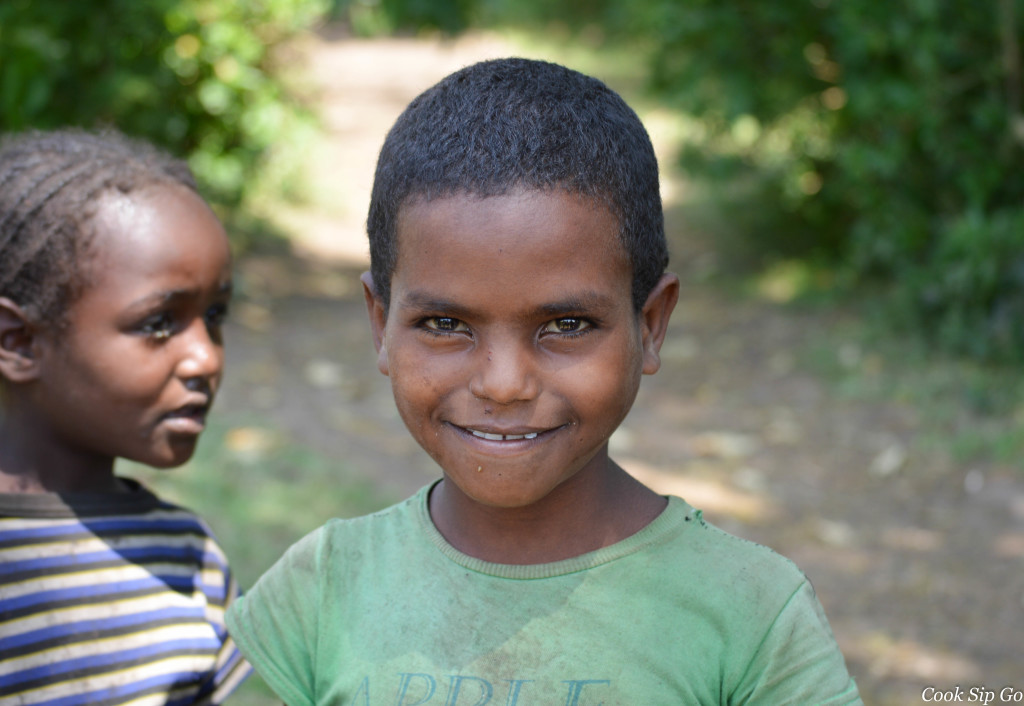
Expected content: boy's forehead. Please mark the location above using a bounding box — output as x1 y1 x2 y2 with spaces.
394 188 623 252
390 188 632 302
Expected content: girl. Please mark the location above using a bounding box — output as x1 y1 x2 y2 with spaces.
0 129 249 704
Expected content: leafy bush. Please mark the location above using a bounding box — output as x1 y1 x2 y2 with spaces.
637 0 1024 359
329 0 476 34
0 0 327 208
903 209 1024 359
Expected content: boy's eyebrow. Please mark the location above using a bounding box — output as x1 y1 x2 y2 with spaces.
399 290 616 318
399 292 474 317
533 292 616 316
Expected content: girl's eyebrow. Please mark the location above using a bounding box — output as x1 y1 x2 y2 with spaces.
127 281 233 309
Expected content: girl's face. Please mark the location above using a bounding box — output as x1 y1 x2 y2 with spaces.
27 183 232 484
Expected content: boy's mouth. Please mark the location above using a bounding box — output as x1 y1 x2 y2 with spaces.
449 422 565 443
470 429 539 441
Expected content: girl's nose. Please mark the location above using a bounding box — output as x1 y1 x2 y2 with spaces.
175 318 223 384
468 342 539 404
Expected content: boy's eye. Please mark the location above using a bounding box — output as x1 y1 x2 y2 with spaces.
138 312 175 340
423 316 468 333
543 317 591 335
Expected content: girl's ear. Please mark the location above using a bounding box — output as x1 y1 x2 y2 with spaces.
0 297 41 383
359 272 390 376
638 273 680 375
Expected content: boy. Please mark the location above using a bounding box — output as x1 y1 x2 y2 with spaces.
226 57 862 705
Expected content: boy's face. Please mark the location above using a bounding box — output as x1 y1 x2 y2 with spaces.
26 184 232 479
364 188 676 511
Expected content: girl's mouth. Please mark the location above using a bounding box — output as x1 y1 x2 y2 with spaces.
161 404 210 435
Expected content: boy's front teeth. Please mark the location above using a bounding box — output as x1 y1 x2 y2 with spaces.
471 430 539 441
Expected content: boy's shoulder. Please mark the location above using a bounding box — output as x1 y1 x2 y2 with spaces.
656 503 815 613
293 486 427 560
667 503 808 579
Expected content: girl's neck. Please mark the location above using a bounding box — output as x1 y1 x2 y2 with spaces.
0 414 120 494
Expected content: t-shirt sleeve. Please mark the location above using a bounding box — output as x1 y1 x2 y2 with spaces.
226 527 327 706
731 580 863 705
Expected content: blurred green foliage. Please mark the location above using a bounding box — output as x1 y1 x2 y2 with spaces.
0 0 327 208
634 0 1024 361
5 0 1021 358
329 0 475 35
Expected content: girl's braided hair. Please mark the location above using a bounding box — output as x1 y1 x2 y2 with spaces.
0 128 199 326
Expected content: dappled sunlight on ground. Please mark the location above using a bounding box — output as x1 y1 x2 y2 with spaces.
621 457 778 523
841 631 982 706
994 531 1024 558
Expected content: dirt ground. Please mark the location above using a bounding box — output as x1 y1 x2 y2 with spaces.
219 29 1024 705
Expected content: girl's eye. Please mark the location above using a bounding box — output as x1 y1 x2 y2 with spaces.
543 317 592 335
139 312 174 340
205 303 229 328
423 316 468 333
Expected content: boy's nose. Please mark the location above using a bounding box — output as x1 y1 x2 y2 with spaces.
468 342 539 404
175 319 223 385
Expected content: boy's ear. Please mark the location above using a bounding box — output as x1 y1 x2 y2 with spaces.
0 297 42 383
359 272 390 376
638 273 680 375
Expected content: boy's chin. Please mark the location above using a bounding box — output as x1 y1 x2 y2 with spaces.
440 470 571 511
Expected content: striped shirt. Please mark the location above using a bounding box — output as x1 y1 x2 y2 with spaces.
0 480 250 705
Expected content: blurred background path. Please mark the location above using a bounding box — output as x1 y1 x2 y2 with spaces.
144 29 1023 706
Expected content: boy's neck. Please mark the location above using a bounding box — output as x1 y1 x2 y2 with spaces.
0 414 120 494
428 458 667 565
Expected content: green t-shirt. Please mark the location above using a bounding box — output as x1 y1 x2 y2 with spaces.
227 485 861 705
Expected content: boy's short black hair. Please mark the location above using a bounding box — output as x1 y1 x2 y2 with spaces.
367 57 668 311
0 128 199 325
